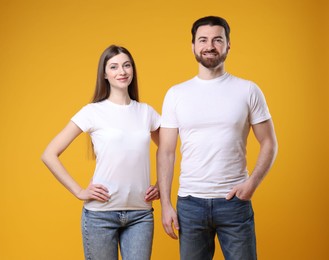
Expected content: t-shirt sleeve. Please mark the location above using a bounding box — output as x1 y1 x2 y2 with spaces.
71 105 93 132
148 105 161 131
249 82 271 125
161 87 179 128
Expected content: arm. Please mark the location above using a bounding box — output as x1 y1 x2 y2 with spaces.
226 119 278 200
156 127 179 239
144 128 160 202
150 127 160 146
41 121 110 202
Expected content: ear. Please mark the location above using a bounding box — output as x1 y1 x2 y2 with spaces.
227 42 231 51
191 43 195 54
104 74 107 79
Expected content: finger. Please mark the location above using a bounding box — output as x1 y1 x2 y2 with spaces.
144 187 159 200
145 185 155 195
144 192 159 202
94 194 110 202
172 215 180 231
91 192 109 202
144 195 152 202
145 188 155 197
91 188 111 202
163 216 179 240
93 192 110 202
163 222 176 239
93 184 109 193
167 224 178 239
226 189 236 200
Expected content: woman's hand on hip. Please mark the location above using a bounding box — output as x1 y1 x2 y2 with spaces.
144 185 160 202
77 183 111 202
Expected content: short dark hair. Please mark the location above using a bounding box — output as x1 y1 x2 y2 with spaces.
191 16 230 43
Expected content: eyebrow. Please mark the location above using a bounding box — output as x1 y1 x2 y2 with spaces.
197 36 223 40
108 60 131 66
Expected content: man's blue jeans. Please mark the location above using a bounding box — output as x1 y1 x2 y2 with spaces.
81 208 154 260
177 196 257 260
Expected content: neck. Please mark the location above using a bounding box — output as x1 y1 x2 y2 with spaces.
198 63 226 80
108 91 131 105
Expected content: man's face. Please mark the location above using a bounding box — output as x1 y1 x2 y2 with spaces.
192 25 230 69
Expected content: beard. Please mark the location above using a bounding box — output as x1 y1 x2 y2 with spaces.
194 49 228 69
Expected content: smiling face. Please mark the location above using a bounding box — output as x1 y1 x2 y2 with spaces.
104 53 133 91
192 25 230 69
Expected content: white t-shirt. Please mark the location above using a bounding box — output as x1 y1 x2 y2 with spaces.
71 99 160 211
161 73 271 198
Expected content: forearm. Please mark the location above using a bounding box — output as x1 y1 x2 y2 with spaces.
249 138 278 187
227 120 278 200
41 152 83 198
156 149 175 206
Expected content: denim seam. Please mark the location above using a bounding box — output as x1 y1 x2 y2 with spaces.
83 210 92 260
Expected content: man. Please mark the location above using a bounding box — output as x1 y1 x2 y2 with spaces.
157 16 278 260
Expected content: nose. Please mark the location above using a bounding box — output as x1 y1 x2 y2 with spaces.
119 66 127 75
206 41 215 50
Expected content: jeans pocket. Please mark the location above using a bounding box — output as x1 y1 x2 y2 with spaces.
234 195 250 202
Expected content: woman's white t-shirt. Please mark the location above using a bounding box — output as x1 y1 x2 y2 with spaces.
71 99 160 211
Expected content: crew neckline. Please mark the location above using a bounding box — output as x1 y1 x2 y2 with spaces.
105 99 134 107
195 72 229 83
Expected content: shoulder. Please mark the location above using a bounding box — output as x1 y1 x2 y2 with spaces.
75 100 109 116
225 73 263 94
132 100 159 114
132 100 150 110
171 77 198 90
225 73 253 86
164 77 197 99
83 100 107 109
165 77 197 93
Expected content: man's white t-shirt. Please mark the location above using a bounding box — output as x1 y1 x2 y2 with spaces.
71 99 160 211
161 73 271 198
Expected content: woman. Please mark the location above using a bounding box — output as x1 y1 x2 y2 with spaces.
41 45 160 260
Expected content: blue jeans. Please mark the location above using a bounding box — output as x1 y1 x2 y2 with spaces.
177 196 257 260
81 208 154 260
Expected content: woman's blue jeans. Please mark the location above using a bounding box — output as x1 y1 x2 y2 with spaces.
81 208 154 260
177 196 257 260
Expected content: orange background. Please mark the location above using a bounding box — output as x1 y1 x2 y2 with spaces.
1 0 328 259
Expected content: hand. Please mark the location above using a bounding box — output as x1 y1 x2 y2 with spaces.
161 204 179 239
226 179 257 201
76 183 111 202
144 185 160 202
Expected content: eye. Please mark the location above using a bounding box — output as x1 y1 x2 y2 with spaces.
214 38 223 44
124 63 132 68
109 65 118 70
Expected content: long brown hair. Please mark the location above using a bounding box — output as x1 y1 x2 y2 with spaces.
88 45 140 159
92 45 139 103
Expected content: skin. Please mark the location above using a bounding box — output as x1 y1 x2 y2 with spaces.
157 25 278 239
42 53 160 204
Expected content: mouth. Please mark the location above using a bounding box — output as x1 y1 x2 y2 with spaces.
117 77 129 81
202 51 218 58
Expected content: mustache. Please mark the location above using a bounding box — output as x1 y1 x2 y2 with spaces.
201 50 219 54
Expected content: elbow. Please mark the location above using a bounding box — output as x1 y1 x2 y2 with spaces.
157 147 175 160
41 151 48 165
41 149 56 165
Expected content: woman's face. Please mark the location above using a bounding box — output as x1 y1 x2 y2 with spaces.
104 53 133 91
